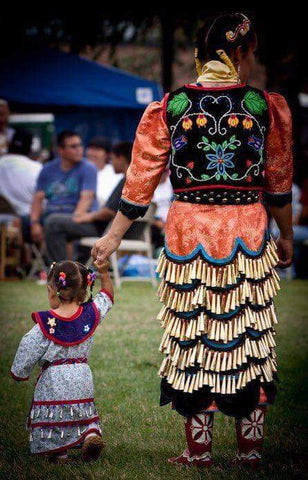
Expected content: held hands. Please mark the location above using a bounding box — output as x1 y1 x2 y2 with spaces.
91 233 121 264
94 259 110 274
276 235 293 268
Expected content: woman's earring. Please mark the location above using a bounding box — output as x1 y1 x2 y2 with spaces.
237 64 241 84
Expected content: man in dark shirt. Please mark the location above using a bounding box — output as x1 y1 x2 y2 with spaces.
44 142 132 262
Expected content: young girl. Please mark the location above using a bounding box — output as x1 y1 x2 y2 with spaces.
10 259 114 464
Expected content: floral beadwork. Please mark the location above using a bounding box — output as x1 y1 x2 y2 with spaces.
182 117 193 131
47 317 57 334
167 92 189 116
174 135 187 151
248 135 262 151
190 414 214 444
197 135 240 180
47 317 57 327
196 114 208 128
240 407 265 440
243 117 253 130
228 115 239 127
167 87 268 186
244 91 267 115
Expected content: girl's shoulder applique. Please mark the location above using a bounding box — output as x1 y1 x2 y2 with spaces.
31 302 99 347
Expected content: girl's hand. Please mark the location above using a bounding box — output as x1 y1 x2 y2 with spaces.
91 233 121 263
276 236 293 268
94 259 110 274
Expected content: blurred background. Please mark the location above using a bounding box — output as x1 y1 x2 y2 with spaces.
0 6 307 281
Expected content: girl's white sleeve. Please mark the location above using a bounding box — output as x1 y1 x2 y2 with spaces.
10 324 49 381
93 289 114 324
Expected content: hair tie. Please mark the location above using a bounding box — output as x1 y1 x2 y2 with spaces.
50 261 56 271
87 272 96 286
59 271 66 287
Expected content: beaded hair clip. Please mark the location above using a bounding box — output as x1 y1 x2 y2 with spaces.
226 15 250 42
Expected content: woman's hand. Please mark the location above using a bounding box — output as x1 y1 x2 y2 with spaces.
276 235 293 268
91 233 121 263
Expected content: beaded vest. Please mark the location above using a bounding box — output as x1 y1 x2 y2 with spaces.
165 84 269 204
31 302 99 346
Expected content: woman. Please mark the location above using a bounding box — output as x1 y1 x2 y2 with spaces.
92 13 293 469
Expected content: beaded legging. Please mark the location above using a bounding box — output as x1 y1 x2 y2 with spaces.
234 405 267 467
169 405 266 467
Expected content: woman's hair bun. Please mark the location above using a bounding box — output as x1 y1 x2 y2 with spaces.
196 12 256 63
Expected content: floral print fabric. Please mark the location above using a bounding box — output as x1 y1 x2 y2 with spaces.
264 93 293 194
121 91 293 258
10 292 112 454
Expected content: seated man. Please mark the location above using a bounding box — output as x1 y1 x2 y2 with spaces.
29 130 98 250
0 99 15 155
0 129 41 215
45 142 133 262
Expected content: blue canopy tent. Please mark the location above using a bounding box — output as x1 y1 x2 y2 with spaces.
0 48 163 144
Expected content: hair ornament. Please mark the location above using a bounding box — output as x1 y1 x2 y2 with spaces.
226 14 250 42
59 271 66 287
216 49 238 77
50 261 56 271
87 272 96 286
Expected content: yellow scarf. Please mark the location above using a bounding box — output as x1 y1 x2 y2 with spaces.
197 51 239 83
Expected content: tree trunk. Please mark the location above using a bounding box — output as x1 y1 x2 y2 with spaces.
160 12 175 93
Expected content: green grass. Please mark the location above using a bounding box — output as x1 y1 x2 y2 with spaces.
0 280 307 480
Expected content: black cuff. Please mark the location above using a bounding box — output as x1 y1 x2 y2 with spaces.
118 198 149 220
263 191 292 207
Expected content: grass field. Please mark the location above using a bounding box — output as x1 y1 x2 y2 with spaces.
0 280 307 480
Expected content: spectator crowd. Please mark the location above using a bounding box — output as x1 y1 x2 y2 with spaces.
0 100 173 279
0 98 308 280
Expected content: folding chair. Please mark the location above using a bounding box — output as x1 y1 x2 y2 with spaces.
80 204 157 288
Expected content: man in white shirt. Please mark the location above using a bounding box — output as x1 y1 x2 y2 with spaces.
86 137 123 206
151 169 173 249
153 170 173 224
0 130 41 215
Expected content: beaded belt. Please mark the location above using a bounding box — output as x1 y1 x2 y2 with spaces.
42 357 88 372
35 358 88 385
174 189 261 205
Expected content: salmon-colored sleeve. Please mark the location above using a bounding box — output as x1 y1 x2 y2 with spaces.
119 98 171 219
263 92 293 206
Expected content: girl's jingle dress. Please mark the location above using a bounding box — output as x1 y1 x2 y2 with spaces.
118 81 293 466
10 290 113 456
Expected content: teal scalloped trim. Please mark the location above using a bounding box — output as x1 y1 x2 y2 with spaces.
164 230 270 264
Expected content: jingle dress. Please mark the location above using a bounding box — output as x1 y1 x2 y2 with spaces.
10 290 113 455
119 82 293 419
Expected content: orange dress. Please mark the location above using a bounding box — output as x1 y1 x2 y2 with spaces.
121 84 293 418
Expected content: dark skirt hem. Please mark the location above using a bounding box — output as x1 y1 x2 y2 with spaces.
160 373 278 419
